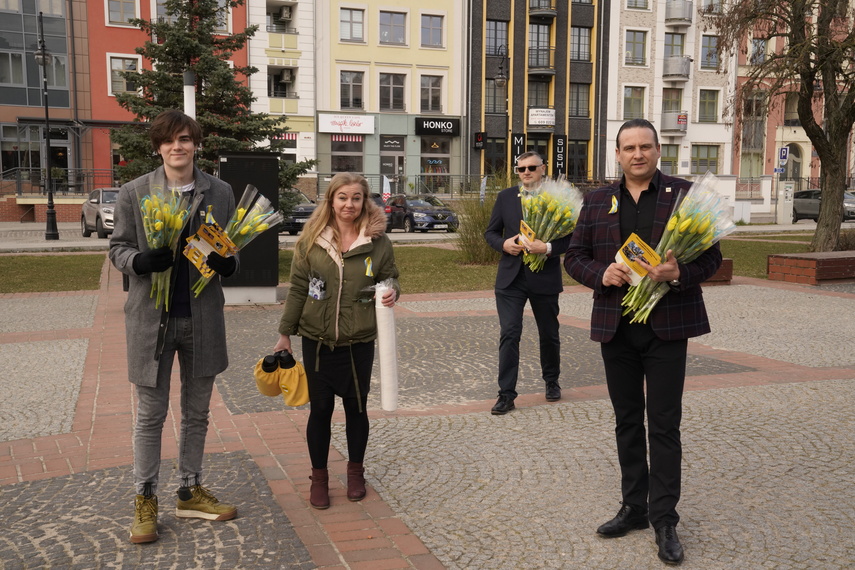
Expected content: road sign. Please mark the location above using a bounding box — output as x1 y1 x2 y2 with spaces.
773 167 785 173
778 147 789 166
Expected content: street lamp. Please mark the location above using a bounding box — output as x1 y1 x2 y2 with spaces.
35 11 59 240
494 45 509 89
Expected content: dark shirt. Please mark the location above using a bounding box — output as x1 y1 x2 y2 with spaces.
618 171 661 244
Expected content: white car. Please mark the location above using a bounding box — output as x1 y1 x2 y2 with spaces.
81 188 119 238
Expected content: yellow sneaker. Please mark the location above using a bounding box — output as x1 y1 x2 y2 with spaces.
130 494 159 544
175 485 237 521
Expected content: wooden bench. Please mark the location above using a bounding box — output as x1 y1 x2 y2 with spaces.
703 258 733 286
767 252 855 285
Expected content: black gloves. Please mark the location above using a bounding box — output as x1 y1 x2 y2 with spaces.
133 246 174 275
206 252 237 277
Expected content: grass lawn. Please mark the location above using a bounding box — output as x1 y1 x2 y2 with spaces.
0 236 819 294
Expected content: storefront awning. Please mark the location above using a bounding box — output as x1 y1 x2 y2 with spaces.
331 134 363 142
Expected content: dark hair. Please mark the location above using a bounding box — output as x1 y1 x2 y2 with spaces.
149 110 203 151
616 119 659 148
515 151 544 165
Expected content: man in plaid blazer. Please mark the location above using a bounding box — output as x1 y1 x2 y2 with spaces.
564 119 722 566
484 152 572 415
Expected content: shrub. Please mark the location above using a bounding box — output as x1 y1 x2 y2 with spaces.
838 229 855 251
454 172 517 265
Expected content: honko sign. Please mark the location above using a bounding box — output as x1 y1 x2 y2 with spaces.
415 117 460 136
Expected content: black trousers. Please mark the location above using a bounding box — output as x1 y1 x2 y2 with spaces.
601 316 687 529
495 269 561 399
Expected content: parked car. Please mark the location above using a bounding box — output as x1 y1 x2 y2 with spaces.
792 189 855 222
81 187 119 238
279 190 316 235
384 194 459 233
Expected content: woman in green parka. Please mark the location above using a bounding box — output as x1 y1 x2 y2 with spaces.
274 172 400 510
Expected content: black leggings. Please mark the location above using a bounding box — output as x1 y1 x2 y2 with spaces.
306 395 369 469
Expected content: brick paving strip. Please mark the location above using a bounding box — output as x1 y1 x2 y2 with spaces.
0 255 854 568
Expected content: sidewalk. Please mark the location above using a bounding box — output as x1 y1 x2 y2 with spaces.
0 233 854 568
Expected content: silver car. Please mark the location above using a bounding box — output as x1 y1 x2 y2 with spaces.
792 189 855 223
81 188 119 238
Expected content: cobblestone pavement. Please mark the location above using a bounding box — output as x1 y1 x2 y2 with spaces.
0 246 854 568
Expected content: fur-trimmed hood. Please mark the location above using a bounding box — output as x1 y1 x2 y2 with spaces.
363 206 388 239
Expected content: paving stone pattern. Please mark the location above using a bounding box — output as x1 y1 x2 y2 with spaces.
338 379 855 569
0 451 313 569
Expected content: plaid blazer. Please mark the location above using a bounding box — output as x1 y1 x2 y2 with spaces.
564 172 722 343
485 185 572 294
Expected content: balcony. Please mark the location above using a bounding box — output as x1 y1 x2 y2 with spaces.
528 47 556 75
661 110 688 135
662 56 691 81
529 0 557 17
664 1 693 26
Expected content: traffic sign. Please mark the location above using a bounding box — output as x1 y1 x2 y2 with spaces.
778 147 789 166
773 167 785 173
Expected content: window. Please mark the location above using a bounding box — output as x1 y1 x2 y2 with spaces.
698 90 718 122
39 0 62 15
486 20 508 56
268 72 290 98
0 1 22 12
627 0 648 8
213 0 229 33
662 88 682 113
742 92 766 150
485 138 507 174
566 141 588 181
691 145 718 174
110 56 138 94
421 15 443 47
0 52 24 86
572 0 593 3
340 8 364 42
528 82 549 107
623 86 645 119
420 136 450 176
45 55 67 88
379 11 406 45
625 30 647 66
570 27 591 61
529 23 551 67
379 73 405 110
660 144 679 175
340 71 364 109
331 137 363 173
485 80 506 114
108 0 135 23
701 35 719 69
750 38 767 64
700 0 721 14
664 33 684 58
569 83 589 117
155 0 175 23
420 75 442 112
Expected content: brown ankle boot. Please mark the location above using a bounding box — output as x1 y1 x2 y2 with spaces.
309 468 330 509
346 462 366 502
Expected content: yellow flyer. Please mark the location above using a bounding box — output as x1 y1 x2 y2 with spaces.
615 232 661 286
183 222 237 278
519 219 536 243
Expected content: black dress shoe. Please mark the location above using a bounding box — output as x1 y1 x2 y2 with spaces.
491 396 515 415
545 381 561 401
655 525 684 565
596 503 649 538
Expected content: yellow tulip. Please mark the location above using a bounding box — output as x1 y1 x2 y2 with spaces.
678 218 693 233
240 225 251 235
696 216 711 234
254 223 269 233
154 220 163 231
236 208 246 221
666 215 678 231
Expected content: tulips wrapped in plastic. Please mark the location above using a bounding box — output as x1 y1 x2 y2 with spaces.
519 177 583 272
190 185 284 297
621 172 736 324
136 178 203 310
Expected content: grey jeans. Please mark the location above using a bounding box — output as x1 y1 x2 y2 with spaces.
133 317 216 496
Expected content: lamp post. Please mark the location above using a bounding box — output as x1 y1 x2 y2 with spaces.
494 45 509 89
35 11 59 240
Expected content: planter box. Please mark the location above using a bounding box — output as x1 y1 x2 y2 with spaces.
767 252 855 285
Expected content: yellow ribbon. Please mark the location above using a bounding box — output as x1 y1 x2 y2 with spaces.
364 256 373 277
609 195 618 214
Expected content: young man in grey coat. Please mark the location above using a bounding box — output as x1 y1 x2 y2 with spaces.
109 110 238 544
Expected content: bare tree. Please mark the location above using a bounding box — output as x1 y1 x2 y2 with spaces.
704 0 855 251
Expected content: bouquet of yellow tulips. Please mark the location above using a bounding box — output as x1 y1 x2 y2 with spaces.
520 177 583 272
135 180 203 310
621 172 736 323
190 185 284 297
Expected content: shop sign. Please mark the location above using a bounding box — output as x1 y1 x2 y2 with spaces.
528 108 555 127
415 117 460 136
319 114 375 134
553 135 566 176
381 136 405 151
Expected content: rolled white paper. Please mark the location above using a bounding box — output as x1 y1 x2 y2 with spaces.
375 284 399 411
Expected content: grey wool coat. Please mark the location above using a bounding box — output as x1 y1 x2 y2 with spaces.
109 166 236 387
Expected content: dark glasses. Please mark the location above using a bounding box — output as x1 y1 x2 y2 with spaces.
516 165 542 173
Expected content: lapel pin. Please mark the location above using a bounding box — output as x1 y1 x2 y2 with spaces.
608 195 618 214
666 187 672 193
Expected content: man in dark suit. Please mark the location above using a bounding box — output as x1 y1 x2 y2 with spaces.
484 152 572 415
564 119 722 565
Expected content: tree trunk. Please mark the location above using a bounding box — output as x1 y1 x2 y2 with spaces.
811 146 847 252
